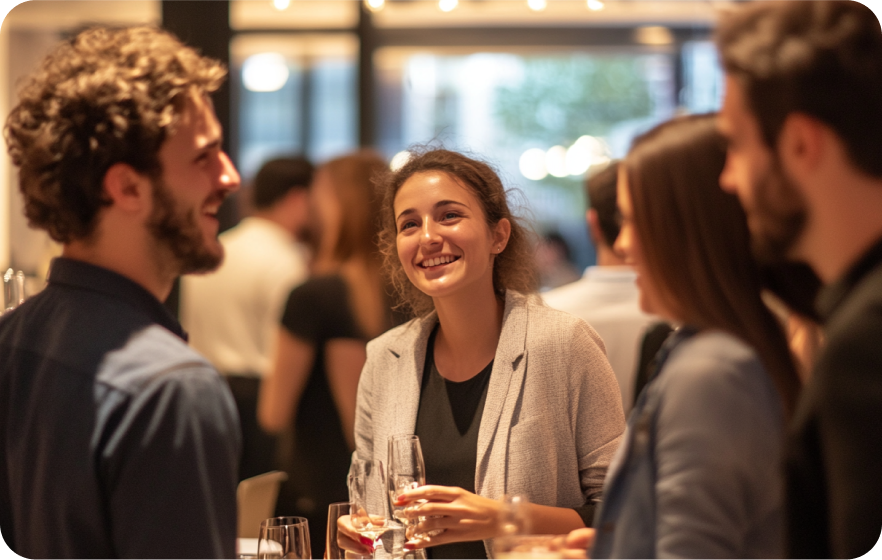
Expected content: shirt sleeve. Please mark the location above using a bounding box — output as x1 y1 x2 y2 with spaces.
101 365 241 559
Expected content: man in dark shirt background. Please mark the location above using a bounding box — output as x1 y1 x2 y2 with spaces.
716 2 882 557
1 26 242 558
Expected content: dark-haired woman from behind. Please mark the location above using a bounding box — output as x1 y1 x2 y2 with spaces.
568 114 801 559
336 148 625 559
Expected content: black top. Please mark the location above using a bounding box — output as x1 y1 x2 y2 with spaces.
416 326 493 559
0 257 240 559
278 274 366 559
786 236 882 558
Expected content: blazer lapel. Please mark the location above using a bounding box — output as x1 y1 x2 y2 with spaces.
382 312 439 445
475 291 529 498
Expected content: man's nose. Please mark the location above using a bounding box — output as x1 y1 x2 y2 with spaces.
219 151 241 193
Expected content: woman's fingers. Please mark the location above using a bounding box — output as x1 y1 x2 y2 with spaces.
565 527 595 549
397 484 460 505
336 515 373 556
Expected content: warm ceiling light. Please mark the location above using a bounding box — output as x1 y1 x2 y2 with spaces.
365 0 385 12
528 0 548 11
587 0 605 11
272 0 290 11
635 25 675 46
242 53 290 93
439 0 458 13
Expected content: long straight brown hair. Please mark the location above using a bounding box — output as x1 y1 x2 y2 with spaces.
317 150 392 339
625 114 800 418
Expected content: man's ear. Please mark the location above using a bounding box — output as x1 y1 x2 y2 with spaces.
586 209 604 248
103 163 151 213
778 113 825 180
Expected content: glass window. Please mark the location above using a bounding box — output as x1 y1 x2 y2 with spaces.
375 46 677 269
232 34 357 180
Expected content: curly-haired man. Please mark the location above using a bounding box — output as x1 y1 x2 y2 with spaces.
716 2 882 557
0 26 241 558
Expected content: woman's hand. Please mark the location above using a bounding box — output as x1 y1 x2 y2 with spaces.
561 527 595 559
336 514 376 557
396 485 502 549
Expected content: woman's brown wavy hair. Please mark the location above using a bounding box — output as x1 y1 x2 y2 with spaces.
376 148 538 318
624 114 800 417
4 26 225 243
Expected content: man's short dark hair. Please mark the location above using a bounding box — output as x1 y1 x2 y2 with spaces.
4 26 226 243
716 1 882 178
252 156 314 210
585 161 621 248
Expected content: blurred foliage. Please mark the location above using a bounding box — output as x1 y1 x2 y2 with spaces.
495 55 654 147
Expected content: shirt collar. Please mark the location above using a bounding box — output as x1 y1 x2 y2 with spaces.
817 235 882 322
47 257 188 341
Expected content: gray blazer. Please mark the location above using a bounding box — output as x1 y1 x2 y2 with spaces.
353 291 625 555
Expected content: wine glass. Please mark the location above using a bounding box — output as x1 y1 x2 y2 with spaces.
258 516 311 559
386 435 426 525
325 501 351 559
349 459 390 554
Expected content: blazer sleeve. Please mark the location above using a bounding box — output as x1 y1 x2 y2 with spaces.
569 321 626 504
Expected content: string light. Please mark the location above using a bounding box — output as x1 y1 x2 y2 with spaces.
365 0 385 12
587 0 605 11
273 0 290 11
439 0 458 13
528 0 547 11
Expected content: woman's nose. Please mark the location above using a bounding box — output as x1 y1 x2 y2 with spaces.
419 219 441 245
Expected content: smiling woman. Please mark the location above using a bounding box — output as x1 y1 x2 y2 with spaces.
335 149 625 559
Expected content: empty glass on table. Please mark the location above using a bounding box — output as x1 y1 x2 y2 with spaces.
258 516 311 559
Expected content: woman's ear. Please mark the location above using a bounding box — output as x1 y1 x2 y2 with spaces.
492 217 512 254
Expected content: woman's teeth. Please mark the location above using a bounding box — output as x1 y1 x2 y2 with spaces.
422 255 457 267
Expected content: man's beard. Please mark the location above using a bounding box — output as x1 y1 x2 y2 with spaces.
147 178 224 274
748 156 808 266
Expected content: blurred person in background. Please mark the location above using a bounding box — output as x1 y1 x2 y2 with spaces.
570 115 801 559
1 26 241 558
536 231 580 290
181 155 313 480
716 1 882 556
336 148 624 559
543 162 662 414
258 150 402 559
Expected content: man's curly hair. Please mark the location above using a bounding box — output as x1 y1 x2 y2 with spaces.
4 26 226 243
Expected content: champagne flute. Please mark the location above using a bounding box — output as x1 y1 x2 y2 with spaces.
349 459 389 553
257 516 311 559
386 435 426 525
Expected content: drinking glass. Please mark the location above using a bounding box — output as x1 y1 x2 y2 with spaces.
349 459 390 554
3 269 25 314
325 501 351 559
258 516 311 559
386 435 426 525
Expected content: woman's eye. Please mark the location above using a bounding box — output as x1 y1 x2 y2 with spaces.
443 212 459 220
399 221 416 232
